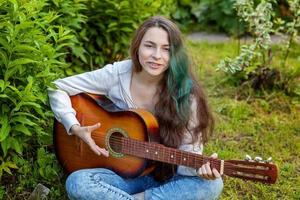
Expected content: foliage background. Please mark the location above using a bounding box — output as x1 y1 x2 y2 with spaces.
0 0 299 199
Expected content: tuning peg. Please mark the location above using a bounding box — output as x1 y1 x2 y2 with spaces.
245 154 252 161
265 157 272 163
254 156 263 162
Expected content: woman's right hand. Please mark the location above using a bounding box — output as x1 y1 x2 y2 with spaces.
70 123 109 157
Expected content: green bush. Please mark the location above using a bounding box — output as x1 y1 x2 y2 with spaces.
217 0 300 97
43 0 89 75
172 0 246 35
0 0 72 198
172 0 299 36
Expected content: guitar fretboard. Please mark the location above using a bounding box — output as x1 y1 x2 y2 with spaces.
120 137 219 170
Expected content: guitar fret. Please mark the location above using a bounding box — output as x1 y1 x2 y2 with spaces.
176 151 180 164
149 143 154 160
161 145 164 162
195 156 200 169
170 148 175 164
129 138 131 153
166 149 171 163
193 154 197 168
168 149 172 163
181 151 187 165
158 144 163 161
180 151 183 165
156 144 161 161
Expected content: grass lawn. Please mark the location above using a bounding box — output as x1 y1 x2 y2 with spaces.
186 39 300 200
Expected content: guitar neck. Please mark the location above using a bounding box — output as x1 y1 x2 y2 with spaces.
120 137 219 170
119 137 278 185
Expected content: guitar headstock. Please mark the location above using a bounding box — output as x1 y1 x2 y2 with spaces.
224 156 278 184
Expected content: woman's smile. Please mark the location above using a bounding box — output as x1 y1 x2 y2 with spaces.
147 61 164 69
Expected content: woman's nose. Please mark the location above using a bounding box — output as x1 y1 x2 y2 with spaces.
152 48 162 59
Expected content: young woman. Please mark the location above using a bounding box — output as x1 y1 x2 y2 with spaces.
48 16 223 200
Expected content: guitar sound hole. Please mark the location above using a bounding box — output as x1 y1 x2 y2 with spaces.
109 132 123 153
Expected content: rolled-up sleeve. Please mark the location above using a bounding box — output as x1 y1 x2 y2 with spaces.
48 63 116 134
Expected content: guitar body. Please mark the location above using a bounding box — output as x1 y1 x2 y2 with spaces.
54 93 159 178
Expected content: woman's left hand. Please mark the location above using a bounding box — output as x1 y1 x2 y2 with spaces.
197 153 221 180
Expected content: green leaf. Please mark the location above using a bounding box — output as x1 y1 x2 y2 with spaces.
39 167 44 177
0 38 10 50
24 76 33 94
12 44 39 53
107 22 118 29
13 101 41 112
11 111 39 120
4 67 18 81
43 11 61 24
7 85 21 97
0 80 9 92
3 166 12 175
11 138 22 154
0 49 8 67
8 58 37 68
1 137 11 157
8 0 18 12
11 116 37 127
57 35 74 43
1 104 10 114
0 115 10 142
13 124 32 136
120 27 132 33
6 161 18 169
15 22 35 33
37 148 45 165
0 94 17 105
55 42 73 51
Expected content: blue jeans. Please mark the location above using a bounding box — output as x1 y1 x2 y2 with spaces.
66 168 223 200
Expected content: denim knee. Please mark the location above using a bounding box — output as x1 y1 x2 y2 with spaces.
144 176 223 200
209 178 223 199
65 170 85 199
65 169 135 200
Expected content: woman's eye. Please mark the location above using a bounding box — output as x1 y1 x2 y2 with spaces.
144 44 152 48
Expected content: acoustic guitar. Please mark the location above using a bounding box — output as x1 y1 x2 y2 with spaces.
54 93 278 184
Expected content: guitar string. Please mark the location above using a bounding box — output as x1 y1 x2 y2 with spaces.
107 136 266 176
106 138 271 180
87 133 270 176
95 133 214 164
90 133 227 168
95 133 253 169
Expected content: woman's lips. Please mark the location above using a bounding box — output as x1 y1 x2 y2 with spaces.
148 62 163 69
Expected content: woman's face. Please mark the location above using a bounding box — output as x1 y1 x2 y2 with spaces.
138 27 170 77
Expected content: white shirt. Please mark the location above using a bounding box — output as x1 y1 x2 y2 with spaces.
48 59 203 176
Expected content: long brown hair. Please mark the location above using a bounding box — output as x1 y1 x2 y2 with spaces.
130 16 214 181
